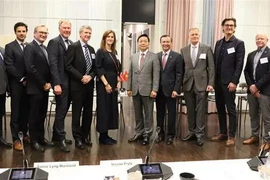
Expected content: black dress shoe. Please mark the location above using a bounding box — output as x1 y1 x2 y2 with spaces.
39 139 54 147
142 136 149 146
65 139 72 144
182 133 196 141
55 140 70 152
155 134 164 143
75 140 85 149
82 138 92 146
166 137 174 145
0 137 12 148
99 137 114 145
128 134 143 142
107 136 117 144
197 137 204 146
31 142 45 152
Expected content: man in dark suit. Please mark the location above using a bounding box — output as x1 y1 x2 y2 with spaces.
65 25 96 150
127 34 160 145
211 17 245 147
24 25 54 152
4 22 30 151
47 19 73 152
181 28 215 146
0 47 12 148
155 35 183 145
243 34 270 150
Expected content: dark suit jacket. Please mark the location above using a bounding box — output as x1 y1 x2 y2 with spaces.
47 35 72 87
181 43 215 92
244 46 270 96
65 40 96 91
157 50 183 96
0 47 8 94
214 35 245 85
4 40 26 88
24 40 51 95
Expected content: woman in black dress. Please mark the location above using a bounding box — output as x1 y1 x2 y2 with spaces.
95 30 121 145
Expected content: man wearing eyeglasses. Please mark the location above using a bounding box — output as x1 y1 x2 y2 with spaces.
211 17 245 147
24 25 54 152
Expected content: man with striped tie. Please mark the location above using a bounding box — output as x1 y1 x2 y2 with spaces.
65 25 96 150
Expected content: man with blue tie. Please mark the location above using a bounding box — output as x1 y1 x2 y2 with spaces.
47 19 73 152
24 25 54 152
65 25 96 150
4 22 30 151
243 34 270 150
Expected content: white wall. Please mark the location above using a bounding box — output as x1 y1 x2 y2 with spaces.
234 0 270 83
0 0 122 112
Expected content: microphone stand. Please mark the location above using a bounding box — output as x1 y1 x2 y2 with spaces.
18 131 29 168
144 127 161 164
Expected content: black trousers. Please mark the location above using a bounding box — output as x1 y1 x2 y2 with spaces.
10 84 29 141
52 86 71 141
0 93 6 136
28 92 48 143
215 77 237 137
156 90 177 137
71 89 93 141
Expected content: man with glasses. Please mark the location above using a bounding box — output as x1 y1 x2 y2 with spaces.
65 25 96 150
47 19 73 152
24 25 54 152
211 17 245 147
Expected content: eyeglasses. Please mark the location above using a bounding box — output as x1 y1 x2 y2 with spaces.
38 31 49 35
224 24 235 27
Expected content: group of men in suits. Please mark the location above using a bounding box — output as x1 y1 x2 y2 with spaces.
0 20 96 152
127 17 270 149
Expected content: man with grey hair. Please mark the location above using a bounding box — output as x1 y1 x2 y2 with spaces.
243 34 270 150
65 25 96 149
181 28 215 146
24 25 54 152
47 19 73 152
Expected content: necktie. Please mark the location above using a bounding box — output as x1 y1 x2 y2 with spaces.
83 45 92 74
0 53 4 65
253 49 262 80
40 44 49 64
191 46 197 67
162 53 167 70
20 43 24 51
140 53 145 69
64 39 69 49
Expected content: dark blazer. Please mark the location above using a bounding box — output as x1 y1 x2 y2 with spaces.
4 40 26 84
47 35 72 87
24 40 51 94
181 43 215 92
65 40 96 91
214 35 245 85
0 47 8 94
157 50 183 96
244 46 270 96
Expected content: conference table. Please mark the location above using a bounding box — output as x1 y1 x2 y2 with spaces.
0 159 262 180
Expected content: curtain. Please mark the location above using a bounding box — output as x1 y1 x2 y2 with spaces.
214 0 234 44
166 0 196 51
202 0 216 48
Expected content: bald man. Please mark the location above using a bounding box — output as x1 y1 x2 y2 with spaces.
243 34 270 150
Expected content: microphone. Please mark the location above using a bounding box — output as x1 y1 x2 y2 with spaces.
144 127 161 165
18 131 29 168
